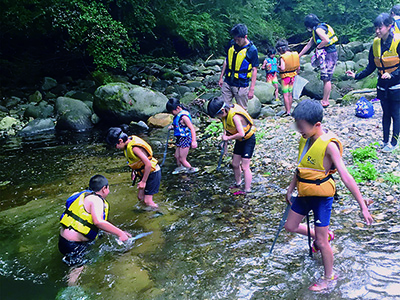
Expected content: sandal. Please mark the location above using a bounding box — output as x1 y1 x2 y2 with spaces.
233 190 251 196
312 230 334 253
229 182 242 189
308 274 338 292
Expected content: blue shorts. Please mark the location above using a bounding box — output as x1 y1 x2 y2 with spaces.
176 136 192 148
58 235 93 267
291 196 333 227
144 170 161 195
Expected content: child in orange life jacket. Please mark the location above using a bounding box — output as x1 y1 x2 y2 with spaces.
261 47 279 101
276 39 300 116
59 175 131 284
284 99 373 292
207 97 256 194
106 128 161 209
166 98 198 174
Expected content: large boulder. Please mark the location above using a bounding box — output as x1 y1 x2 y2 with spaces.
147 113 173 128
301 71 324 99
55 97 93 131
353 50 369 62
247 96 262 119
42 77 57 91
337 47 354 61
19 118 55 136
205 59 224 67
24 101 54 119
93 82 168 124
345 41 364 54
253 81 276 104
64 91 94 102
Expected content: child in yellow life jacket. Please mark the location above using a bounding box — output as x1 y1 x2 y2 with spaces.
59 175 131 284
207 97 256 194
106 128 161 209
276 39 300 116
166 98 198 174
284 99 373 292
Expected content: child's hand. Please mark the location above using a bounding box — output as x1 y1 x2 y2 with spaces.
248 89 254 99
285 192 293 205
168 125 173 130
191 141 198 149
362 207 373 225
119 231 132 242
381 72 392 79
346 70 356 78
137 181 146 190
131 171 136 181
218 77 224 88
222 134 229 141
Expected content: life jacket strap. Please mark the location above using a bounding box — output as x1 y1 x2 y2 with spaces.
296 172 334 185
376 63 400 70
64 209 99 232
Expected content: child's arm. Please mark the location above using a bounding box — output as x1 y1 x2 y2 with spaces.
219 60 227 88
279 58 286 71
88 196 131 241
299 37 315 57
261 59 267 69
132 146 153 190
182 115 197 149
286 173 297 204
222 115 245 141
248 67 257 99
326 143 373 225
314 27 330 49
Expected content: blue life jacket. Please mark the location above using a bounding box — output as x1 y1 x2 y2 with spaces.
173 110 192 137
266 57 278 73
355 97 374 118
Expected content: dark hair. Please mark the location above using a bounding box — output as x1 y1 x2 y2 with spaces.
391 4 400 16
267 47 277 56
89 175 109 192
230 24 248 38
292 99 323 125
374 13 393 28
166 97 188 113
207 97 227 117
106 127 128 146
275 39 289 54
304 14 321 29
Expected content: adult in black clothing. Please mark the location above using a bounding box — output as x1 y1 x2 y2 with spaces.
347 13 400 153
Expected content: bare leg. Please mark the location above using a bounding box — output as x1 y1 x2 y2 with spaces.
178 146 192 168
283 93 291 114
322 80 331 106
68 266 85 286
143 194 158 208
137 188 145 201
274 83 279 99
309 226 334 291
174 147 182 167
284 209 315 238
232 154 242 186
241 158 252 192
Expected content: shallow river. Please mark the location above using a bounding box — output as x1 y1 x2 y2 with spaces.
0 129 399 300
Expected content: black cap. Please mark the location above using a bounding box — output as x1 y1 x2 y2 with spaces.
106 127 123 146
207 97 225 118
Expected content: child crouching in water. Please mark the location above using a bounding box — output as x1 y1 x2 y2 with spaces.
284 99 373 291
276 39 300 116
262 47 279 101
166 98 198 174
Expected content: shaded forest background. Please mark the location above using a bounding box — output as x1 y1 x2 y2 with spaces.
0 0 396 87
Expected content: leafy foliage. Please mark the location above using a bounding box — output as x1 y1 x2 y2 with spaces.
204 120 223 138
383 173 400 185
350 143 378 162
348 161 378 183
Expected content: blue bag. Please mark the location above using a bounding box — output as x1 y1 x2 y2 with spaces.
355 97 374 118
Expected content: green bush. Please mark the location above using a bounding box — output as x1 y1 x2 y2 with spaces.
348 161 378 183
204 120 223 138
384 173 400 185
351 143 378 162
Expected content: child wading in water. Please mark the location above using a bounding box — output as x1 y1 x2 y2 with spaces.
284 99 373 291
207 97 256 194
262 47 279 101
166 98 198 174
276 39 300 116
106 128 161 209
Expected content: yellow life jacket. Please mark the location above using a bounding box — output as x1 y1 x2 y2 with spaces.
279 51 300 79
222 104 256 141
373 33 400 75
226 43 253 79
124 135 158 177
312 23 338 47
393 16 400 34
60 191 109 240
296 131 343 197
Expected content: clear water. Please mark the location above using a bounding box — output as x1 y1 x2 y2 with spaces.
0 129 399 300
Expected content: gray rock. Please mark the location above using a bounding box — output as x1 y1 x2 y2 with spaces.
202 74 220 87
303 62 314 73
42 77 58 91
0 105 8 113
301 71 323 99
24 102 54 119
207 65 221 72
19 118 55 136
247 96 262 119
260 106 276 117
4 96 20 108
93 82 167 124
180 92 197 105
254 81 276 104
64 91 94 102
91 113 100 125
355 59 369 70
28 91 42 103
345 41 364 54
55 97 93 131
185 81 204 89
161 69 183 80
342 89 377 105
51 84 68 95
174 85 191 96
130 120 150 131
205 59 224 67
337 47 354 61
179 64 195 74
353 50 369 62
152 80 169 92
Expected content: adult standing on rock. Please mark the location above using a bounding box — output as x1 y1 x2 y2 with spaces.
298 14 338 108
218 24 259 110
347 13 400 153
391 5 400 34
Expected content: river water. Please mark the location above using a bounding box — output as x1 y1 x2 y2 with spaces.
0 128 399 299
